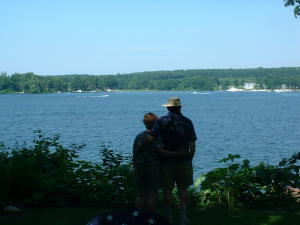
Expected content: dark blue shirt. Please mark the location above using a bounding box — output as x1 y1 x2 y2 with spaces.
152 112 197 161
132 131 163 167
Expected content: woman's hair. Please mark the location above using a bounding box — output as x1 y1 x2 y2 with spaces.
143 112 158 129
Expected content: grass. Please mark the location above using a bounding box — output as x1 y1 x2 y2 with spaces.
188 209 300 225
1 208 300 225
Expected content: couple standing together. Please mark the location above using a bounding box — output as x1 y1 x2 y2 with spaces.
133 97 197 225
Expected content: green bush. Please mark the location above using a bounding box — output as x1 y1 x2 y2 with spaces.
192 153 300 211
1 132 299 211
0 131 135 207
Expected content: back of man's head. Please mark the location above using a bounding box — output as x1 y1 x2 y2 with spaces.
167 106 181 114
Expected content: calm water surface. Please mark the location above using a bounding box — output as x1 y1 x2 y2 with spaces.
1 91 300 177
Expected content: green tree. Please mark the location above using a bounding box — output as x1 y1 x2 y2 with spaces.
285 0 300 17
0 72 10 92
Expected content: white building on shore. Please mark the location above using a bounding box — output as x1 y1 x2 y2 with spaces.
244 83 256 90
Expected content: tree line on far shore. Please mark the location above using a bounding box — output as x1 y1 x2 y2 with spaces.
1 67 300 93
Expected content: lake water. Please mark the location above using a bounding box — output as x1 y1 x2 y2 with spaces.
1 91 300 177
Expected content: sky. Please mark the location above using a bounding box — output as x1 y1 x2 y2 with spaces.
1 0 299 75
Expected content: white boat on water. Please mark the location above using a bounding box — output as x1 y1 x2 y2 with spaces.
273 89 293 93
192 91 210 95
250 89 272 92
226 87 244 92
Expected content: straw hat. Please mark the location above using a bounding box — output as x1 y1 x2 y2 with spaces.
162 97 182 107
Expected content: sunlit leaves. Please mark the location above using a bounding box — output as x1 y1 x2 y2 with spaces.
284 0 300 17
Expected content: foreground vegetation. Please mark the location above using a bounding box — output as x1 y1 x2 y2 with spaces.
1 67 300 93
0 131 135 209
1 131 299 213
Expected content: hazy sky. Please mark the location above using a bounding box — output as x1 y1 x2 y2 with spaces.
1 0 299 75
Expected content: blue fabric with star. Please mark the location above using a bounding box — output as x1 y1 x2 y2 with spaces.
86 210 172 225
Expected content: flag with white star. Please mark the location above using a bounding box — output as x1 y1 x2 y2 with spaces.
87 210 172 225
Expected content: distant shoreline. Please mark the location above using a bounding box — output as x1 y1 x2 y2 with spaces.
1 88 300 94
1 68 300 94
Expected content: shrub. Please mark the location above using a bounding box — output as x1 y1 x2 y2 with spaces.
0 131 135 207
1 131 299 211
192 153 300 211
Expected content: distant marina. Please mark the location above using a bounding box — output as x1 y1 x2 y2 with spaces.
68 83 299 95
68 84 298 95
225 83 297 93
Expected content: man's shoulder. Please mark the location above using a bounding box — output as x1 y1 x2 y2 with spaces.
159 114 170 120
159 113 181 121
181 115 193 123
158 113 193 124
155 114 171 125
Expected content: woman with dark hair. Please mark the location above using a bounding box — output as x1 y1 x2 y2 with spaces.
132 113 162 211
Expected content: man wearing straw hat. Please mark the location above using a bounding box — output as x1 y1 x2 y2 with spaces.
143 97 197 225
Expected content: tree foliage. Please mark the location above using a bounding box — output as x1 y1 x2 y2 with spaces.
1 67 300 93
192 153 300 210
1 132 299 210
0 131 134 207
285 0 300 17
